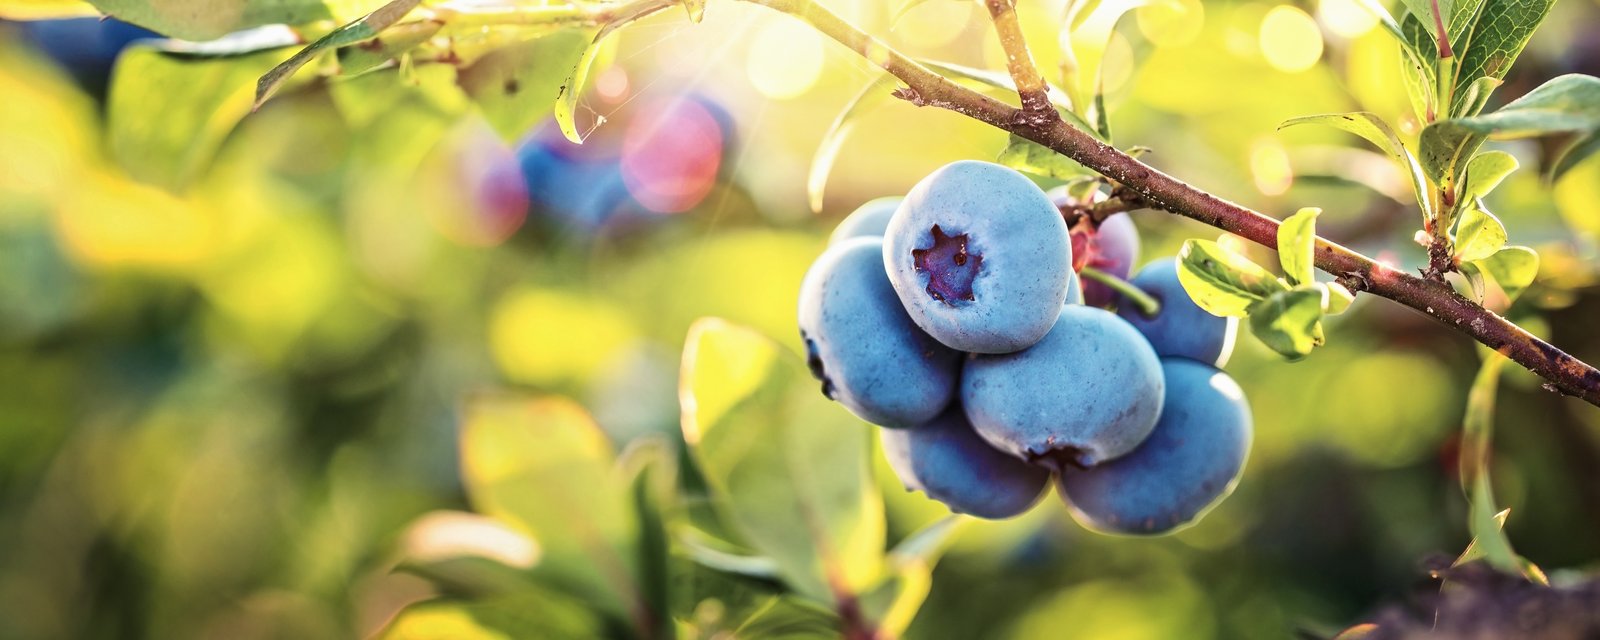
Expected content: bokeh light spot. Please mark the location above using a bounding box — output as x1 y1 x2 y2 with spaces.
1317 0 1379 38
1249 138 1294 196
1260 5 1325 73
746 18 824 100
892 0 975 48
1137 0 1205 47
620 95 724 214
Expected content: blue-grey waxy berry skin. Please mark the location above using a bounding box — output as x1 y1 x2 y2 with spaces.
1065 270 1084 305
883 161 1072 354
829 197 903 245
1116 258 1238 367
798 238 962 428
1058 358 1253 535
881 406 1049 520
961 305 1164 469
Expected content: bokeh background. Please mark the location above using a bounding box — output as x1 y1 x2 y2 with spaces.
3 0 1600 638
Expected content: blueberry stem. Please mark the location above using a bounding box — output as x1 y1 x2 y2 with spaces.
1081 267 1159 317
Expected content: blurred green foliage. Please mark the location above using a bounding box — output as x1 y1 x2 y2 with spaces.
3 0 1600 638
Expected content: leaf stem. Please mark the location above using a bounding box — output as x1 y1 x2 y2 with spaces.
1081 266 1159 316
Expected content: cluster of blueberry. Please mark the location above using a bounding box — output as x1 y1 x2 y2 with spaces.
799 161 1254 535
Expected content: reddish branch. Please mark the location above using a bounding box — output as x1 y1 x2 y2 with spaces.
743 0 1600 408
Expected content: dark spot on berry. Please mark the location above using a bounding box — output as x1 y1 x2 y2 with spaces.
504 78 520 95
911 224 983 305
1025 443 1091 472
801 331 835 399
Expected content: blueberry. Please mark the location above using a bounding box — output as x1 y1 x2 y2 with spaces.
828 197 902 245
799 238 962 428
516 131 638 234
1081 214 1140 307
884 161 1072 354
881 406 1050 519
18 18 158 97
1116 258 1238 367
1065 269 1084 305
962 305 1164 469
1058 358 1252 535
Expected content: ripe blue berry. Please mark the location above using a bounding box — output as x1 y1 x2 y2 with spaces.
1058 358 1252 535
881 406 1049 519
1116 258 1238 367
829 197 902 245
799 238 962 428
961 305 1164 469
884 161 1072 354
1082 214 1140 307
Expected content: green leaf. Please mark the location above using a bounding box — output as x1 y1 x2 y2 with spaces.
1323 281 1357 315
1552 130 1600 181
1472 245 1538 301
996 133 1092 180
1176 239 1289 317
1280 113 1432 221
1451 200 1506 263
1421 74 1600 184
731 597 841 639
1397 0 1449 43
857 563 931 638
1403 0 1557 117
1060 0 1147 119
854 516 963 637
380 590 609 640
619 437 675 640
809 74 900 213
89 0 382 41
1457 259 1489 300
1459 150 1518 203
1450 354 1543 583
1446 0 1554 114
459 395 642 623
1247 285 1328 360
336 19 441 76
252 0 421 109
458 29 592 142
1276 207 1320 286
552 3 675 143
680 319 885 603
1399 14 1439 123
680 533 783 580
1452 75 1502 119
108 46 285 191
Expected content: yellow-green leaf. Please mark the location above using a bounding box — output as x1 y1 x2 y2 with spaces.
810 74 900 213
109 45 286 191
1277 207 1320 286
680 318 885 603
1452 200 1506 263
1176 239 1287 317
1280 113 1432 222
1472 245 1539 302
460 29 592 142
1323 281 1356 315
1247 285 1328 360
459 395 640 621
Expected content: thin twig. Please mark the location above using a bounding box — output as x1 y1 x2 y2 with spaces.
980 0 1058 125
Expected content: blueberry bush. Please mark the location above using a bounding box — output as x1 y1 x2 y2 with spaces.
3 0 1600 638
